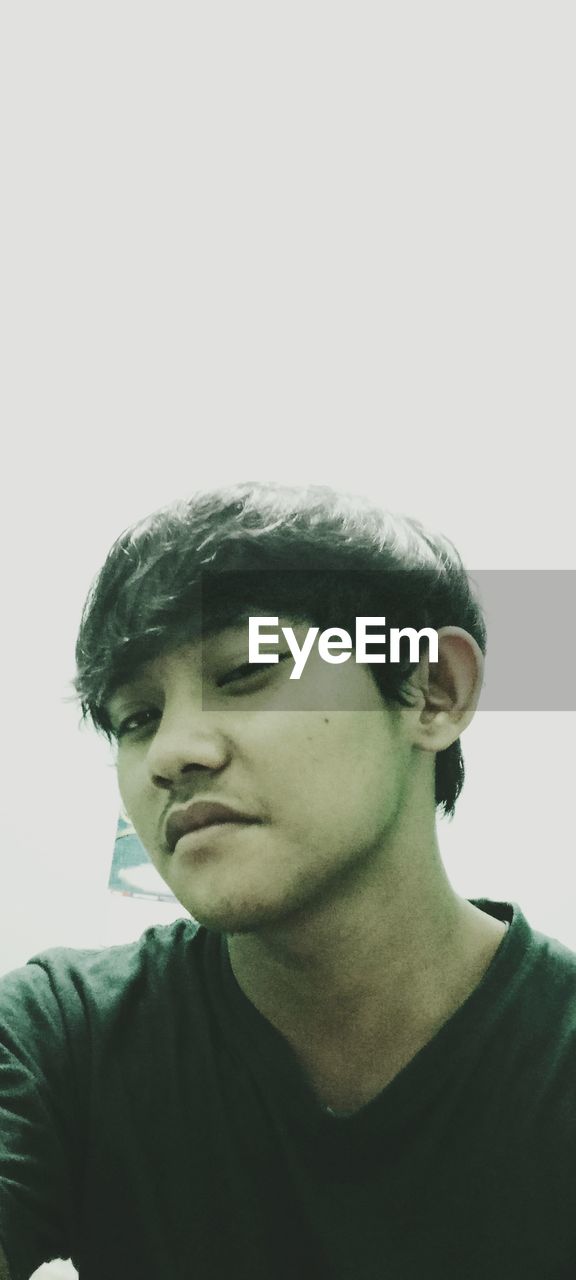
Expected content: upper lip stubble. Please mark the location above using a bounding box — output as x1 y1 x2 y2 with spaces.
165 800 259 853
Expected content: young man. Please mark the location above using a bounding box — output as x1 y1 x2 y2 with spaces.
1 481 575 1280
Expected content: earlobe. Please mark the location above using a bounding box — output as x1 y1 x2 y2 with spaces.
412 627 484 751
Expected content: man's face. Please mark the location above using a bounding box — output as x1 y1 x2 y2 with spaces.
108 617 417 934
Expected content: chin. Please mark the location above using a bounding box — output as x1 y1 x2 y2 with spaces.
174 884 310 936
167 854 336 936
187 901 288 935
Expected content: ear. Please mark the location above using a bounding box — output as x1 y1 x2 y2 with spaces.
406 626 484 752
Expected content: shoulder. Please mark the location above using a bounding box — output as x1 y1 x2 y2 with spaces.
475 898 576 989
471 899 576 1061
491 907 576 1111
0 917 204 1042
521 915 576 994
521 919 576 1044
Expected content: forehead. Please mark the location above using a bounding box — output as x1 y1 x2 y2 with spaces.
104 615 388 719
105 621 241 701
104 612 311 707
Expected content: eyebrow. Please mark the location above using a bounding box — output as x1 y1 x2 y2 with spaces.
103 617 261 711
103 610 312 714
104 657 162 716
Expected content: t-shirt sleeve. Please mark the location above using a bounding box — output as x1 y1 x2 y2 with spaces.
0 956 85 1280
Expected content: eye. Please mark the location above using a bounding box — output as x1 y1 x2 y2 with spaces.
115 708 159 740
217 653 291 689
218 661 275 688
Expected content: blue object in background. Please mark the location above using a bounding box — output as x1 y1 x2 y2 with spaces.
109 815 178 902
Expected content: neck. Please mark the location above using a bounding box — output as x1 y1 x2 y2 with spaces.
226 845 507 1110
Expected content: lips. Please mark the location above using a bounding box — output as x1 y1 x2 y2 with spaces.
165 800 257 853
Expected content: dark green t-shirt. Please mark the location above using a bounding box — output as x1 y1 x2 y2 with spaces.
1 899 575 1279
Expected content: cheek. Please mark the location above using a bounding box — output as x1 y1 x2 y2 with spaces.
325 719 403 808
266 719 396 814
116 762 129 804
116 764 143 828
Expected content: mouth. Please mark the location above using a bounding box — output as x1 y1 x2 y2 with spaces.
172 820 256 855
165 800 259 854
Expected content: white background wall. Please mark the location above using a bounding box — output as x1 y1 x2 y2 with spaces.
0 5 574 1274
1 3 574 964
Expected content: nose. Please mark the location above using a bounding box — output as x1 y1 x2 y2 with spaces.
145 702 233 788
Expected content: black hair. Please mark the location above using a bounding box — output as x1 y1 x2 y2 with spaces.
70 480 487 819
